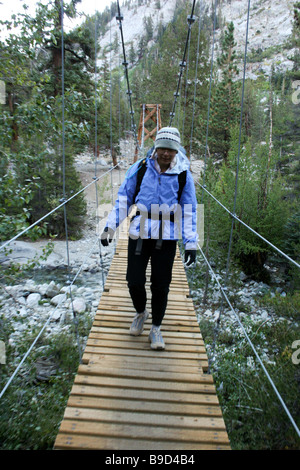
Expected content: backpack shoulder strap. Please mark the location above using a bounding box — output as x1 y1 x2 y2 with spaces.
178 170 187 202
133 158 147 202
133 159 187 203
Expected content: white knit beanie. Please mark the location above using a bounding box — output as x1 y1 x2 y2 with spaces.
154 127 181 152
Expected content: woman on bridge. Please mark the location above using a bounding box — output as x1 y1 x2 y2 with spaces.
101 127 198 350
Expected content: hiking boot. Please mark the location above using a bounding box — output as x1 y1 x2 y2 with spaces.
148 325 165 350
129 310 149 336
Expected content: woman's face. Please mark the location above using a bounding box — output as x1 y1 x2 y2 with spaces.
156 147 177 169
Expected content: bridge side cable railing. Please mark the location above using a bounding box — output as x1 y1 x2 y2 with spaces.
0 0 125 424
0 234 105 401
188 0 299 441
196 181 300 270
0 165 118 254
0 158 125 402
196 242 300 439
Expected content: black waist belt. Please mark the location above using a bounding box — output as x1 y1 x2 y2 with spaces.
133 211 176 254
135 210 175 222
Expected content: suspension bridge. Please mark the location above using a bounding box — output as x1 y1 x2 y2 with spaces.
1 0 299 451
54 236 230 450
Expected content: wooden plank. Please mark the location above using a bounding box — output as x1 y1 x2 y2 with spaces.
67 384 220 405
54 434 230 450
66 396 223 417
74 375 216 395
54 237 230 450
62 407 227 431
84 352 205 372
83 354 208 374
90 327 204 340
85 340 207 356
57 420 230 446
76 363 212 383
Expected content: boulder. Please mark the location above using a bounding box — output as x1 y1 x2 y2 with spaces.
26 293 41 308
45 281 60 298
72 297 86 314
50 293 67 306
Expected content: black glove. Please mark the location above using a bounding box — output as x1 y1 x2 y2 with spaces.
100 227 114 246
184 250 196 267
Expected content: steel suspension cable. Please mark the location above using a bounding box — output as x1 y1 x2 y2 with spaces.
208 0 251 378
182 23 192 140
196 182 300 270
94 5 105 290
116 0 139 152
0 235 101 400
60 0 82 362
190 0 299 439
0 5 125 397
201 0 218 202
197 243 300 439
189 0 203 159
0 166 118 254
224 0 251 283
169 0 197 126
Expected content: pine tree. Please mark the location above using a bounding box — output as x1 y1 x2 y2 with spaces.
0 1 94 239
209 21 240 162
209 125 290 280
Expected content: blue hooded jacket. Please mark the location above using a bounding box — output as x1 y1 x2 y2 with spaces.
105 147 198 250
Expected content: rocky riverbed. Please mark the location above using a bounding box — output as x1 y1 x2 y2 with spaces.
0 146 130 356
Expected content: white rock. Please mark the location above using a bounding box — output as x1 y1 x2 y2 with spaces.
45 281 60 298
72 297 86 314
50 310 63 322
19 306 28 317
204 309 213 317
26 293 41 308
60 285 77 294
261 310 269 320
38 283 50 296
50 293 67 306
17 296 26 305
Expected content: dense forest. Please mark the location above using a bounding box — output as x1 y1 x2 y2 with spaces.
0 0 299 450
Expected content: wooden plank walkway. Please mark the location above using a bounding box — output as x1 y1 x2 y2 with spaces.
54 237 230 450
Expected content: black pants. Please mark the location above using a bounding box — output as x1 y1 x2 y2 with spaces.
126 238 177 327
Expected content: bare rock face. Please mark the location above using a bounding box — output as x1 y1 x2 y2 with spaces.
99 0 294 79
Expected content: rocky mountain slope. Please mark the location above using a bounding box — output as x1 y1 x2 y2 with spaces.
99 0 296 79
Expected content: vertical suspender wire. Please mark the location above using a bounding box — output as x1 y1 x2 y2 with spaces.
182 19 192 144
60 0 82 362
109 6 117 253
189 0 203 163
185 3 203 287
94 9 105 291
200 0 218 204
198 244 300 439
141 104 145 153
210 0 251 362
109 7 114 207
169 0 196 126
116 0 139 155
225 0 251 288
198 0 218 350
176 78 183 130
118 53 122 184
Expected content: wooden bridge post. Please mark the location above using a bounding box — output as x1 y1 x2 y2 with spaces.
134 104 162 162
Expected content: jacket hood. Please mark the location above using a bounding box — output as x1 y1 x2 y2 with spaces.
169 147 190 174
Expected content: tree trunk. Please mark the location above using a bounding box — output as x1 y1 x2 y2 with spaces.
7 90 18 147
